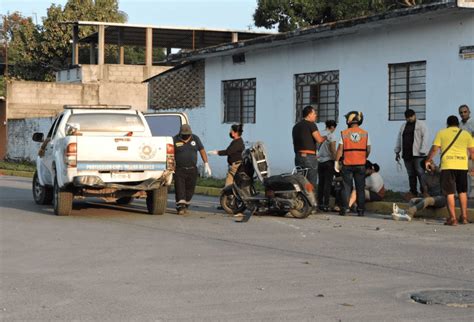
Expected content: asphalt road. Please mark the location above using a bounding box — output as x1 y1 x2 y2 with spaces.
1 175 473 321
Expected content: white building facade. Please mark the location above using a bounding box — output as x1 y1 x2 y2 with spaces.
155 2 474 191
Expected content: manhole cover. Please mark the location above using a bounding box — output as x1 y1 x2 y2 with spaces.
411 290 474 308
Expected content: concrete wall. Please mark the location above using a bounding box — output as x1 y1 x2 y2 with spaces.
57 65 170 84
190 11 474 191
6 80 149 119
6 117 54 162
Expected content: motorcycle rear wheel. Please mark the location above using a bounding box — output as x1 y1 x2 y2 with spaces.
220 193 246 214
289 193 311 219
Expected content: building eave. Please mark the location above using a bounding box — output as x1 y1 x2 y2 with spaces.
166 1 467 63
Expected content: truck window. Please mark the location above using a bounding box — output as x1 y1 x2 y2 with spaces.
51 114 64 138
146 115 183 137
67 113 145 132
46 117 59 139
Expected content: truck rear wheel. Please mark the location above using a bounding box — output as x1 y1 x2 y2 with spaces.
53 177 73 216
33 171 53 205
146 186 168 215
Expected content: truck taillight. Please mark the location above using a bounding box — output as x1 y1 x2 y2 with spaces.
166 143 175 171
65 143 77 168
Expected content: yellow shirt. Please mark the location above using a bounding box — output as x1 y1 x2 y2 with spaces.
433 127 474 170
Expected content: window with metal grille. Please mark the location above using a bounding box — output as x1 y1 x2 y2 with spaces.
223 78 256 123
389 61 426 121
295 71 339 122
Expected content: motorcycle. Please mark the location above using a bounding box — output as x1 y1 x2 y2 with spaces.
220 142 316 222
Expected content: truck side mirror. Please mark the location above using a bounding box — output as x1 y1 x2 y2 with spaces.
32 132 44 142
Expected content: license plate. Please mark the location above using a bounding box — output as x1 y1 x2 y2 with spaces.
111 173 131 180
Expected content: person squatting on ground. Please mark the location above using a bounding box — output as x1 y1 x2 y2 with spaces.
348 161 384 211
317 120 337 212
392 160 446 221
425 115 474 226
292 105 326 206
458 104 474 197
208 124 245 187
335 111 371 216
394 109 429 198
173 124 211 215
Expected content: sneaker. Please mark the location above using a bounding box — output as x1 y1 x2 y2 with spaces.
391 203 411 221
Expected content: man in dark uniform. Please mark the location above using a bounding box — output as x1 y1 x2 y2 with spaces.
173 124 211 215
292 105 326 205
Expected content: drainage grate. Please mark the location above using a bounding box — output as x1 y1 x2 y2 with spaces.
411 290 474 308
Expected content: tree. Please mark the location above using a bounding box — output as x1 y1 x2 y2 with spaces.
254 0 439 32
3 0 130 81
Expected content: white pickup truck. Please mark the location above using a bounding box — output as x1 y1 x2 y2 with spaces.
32 105 187 216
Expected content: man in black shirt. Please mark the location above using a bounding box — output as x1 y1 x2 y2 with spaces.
173 124 211 215
292 106 326 206
394 109 429 197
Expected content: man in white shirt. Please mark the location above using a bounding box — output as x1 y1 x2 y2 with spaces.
459 104 474 198
348 161 384 210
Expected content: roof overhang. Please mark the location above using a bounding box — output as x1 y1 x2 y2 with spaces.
166 1 471 63
61 21 273 50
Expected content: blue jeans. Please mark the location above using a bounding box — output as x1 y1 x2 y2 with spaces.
295 154 318 201
341 165 366 211
404 157 426 195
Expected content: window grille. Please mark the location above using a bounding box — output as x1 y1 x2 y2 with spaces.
295 70 339 122
389 61 426 121
223 78 256 123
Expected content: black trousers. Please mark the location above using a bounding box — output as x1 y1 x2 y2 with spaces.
317 160 335 207
174 167 198 209
341 165 366 211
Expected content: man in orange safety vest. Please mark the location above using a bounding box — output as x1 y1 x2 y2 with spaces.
335 111 371 216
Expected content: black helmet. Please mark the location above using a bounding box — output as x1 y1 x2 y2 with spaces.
345 111 363 126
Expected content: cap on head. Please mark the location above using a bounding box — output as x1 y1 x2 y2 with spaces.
180 124 192 135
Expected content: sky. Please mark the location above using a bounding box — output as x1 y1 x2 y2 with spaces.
0 0 270 32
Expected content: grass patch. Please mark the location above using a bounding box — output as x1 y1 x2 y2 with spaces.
383 189 405 202
196 177 226 188
0 161 36 172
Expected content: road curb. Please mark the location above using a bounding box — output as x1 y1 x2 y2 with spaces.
1 170 472 222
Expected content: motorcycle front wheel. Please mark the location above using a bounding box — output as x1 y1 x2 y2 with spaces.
289 193 311 219
220 192 246 214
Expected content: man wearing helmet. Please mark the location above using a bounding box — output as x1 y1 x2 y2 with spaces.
335 111 371 216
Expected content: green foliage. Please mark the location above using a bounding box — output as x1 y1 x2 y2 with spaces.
254 0 439 32
0 160 36 172
0 76 4 97
2 0 132 81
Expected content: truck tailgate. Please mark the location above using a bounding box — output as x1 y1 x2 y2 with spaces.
75 136 169 171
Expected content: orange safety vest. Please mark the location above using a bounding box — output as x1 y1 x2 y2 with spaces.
341 127 369 166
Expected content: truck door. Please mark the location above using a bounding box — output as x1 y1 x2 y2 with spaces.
40 114 64 185
144 112 189 137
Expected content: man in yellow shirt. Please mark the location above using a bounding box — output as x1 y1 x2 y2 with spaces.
425 115 474 225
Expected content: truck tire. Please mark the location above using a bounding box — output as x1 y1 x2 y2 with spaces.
32 171 53 205
146 186 167 215
116 197 134 205
289 193 311 219
53 176 73 216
